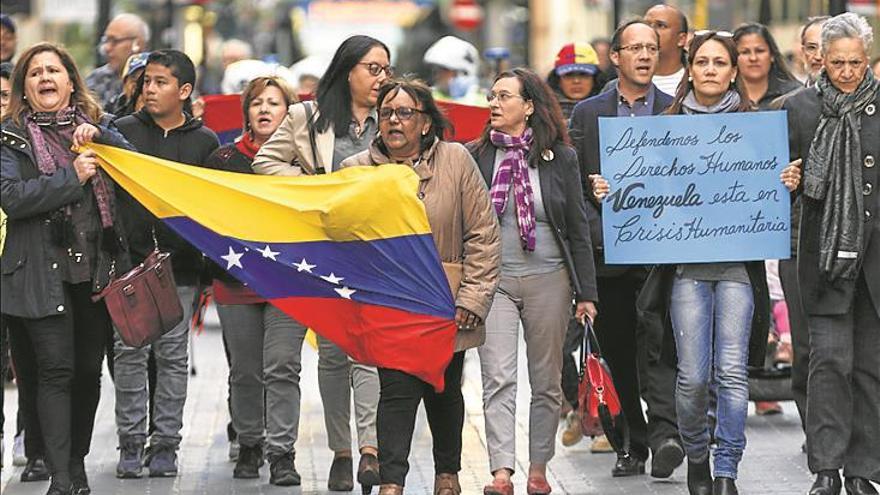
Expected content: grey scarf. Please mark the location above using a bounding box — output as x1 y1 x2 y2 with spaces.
804 70 879 280
681 89 742 114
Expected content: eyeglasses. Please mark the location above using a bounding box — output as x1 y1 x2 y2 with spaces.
100 35 137 47
486 91 526 103
359 62 395 77
617 43 660 55
694 30 733 38
378 106 425 121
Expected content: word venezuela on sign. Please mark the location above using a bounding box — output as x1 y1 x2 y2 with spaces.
598 111 791 264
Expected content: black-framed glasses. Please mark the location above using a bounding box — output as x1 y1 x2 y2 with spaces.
694 30 733 38
618 43 660 55
359 62 395 77
378 106 425 121
100 35 137 47
486 91 526 103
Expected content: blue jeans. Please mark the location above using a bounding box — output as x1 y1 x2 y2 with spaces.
670 276 753 479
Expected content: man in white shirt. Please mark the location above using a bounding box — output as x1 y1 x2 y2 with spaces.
644 4 688 96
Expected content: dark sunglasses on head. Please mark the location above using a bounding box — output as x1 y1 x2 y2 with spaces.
379 106 425 121
359 62 395 77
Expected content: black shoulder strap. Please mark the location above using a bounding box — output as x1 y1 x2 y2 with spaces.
302 101 323 174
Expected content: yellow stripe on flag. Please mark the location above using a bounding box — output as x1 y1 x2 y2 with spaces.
88 143 431 243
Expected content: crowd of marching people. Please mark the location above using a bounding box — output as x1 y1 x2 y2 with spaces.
0 4 879 495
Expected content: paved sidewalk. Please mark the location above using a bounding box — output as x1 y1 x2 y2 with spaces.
2 310 818 494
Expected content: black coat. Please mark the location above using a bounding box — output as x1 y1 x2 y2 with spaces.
784 86 880 315
113 110 219 285
469 140 598 303
568 85 674 277
1 118 133 319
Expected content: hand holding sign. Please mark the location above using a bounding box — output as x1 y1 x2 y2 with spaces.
780 158 802 192
589 174 610 201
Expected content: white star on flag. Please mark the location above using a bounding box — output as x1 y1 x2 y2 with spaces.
257 245 280 261
293 258 316 273
221 246 244 270
321 273 344 285
335 287 356 299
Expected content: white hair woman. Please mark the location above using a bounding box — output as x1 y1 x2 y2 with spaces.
783 12 880 495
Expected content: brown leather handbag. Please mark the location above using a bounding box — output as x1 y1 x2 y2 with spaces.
94 246 184 348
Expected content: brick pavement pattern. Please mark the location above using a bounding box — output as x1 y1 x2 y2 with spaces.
2 314 819 494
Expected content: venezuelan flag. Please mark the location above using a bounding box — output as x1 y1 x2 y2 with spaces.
87 143 457 390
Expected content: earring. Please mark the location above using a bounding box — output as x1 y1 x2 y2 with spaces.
731 79 736 85
688 76 693 82
421 130 428 136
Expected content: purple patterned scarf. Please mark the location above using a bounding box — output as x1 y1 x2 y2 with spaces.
489 128 536 251
26 107 115 228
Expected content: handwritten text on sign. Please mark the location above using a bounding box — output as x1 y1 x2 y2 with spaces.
598 111 790 264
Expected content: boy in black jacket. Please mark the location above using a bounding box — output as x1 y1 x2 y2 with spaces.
112 49 218 479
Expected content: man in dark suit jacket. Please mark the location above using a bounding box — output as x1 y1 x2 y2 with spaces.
783 13 880 495
568 19 682 479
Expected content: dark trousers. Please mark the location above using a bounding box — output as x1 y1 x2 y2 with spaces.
593 275 650 460
5 282 109 484
377 351 465 486
778 258 809 430
1 314 6 439
637 322 679 452
7 315 47 459
806 275 880 480
561 316 581 410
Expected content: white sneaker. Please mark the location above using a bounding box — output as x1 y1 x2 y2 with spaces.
13 431 27 466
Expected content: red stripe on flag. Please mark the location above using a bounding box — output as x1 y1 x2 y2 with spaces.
202 94 244 134
437 100 489 143
269 296 457 391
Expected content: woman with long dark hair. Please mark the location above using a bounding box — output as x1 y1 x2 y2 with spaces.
470 68 598 495
596 32 801 495
1 42 133 495
733 23 801 109
341 77 500 495
252 35 392 492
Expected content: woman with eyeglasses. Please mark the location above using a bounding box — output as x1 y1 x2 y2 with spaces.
340 77 500 495
470 68 598 495
252 35 392 492
594 32 801 495
733 23 801 109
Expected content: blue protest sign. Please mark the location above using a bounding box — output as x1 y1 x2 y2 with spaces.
598 111 790 264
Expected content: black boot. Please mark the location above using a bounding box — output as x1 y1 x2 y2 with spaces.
21 457 51 482
687 458 713 495
328 455 354 491
611 453 646 477
713 477 738 495
844 478 878 495
70 457 91 495
810 471 842 495
233 443 263 479
269 451 301 486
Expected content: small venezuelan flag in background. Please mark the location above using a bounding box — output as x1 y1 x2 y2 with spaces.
88 143 457 390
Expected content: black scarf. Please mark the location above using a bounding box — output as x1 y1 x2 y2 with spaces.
804 70 879 280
